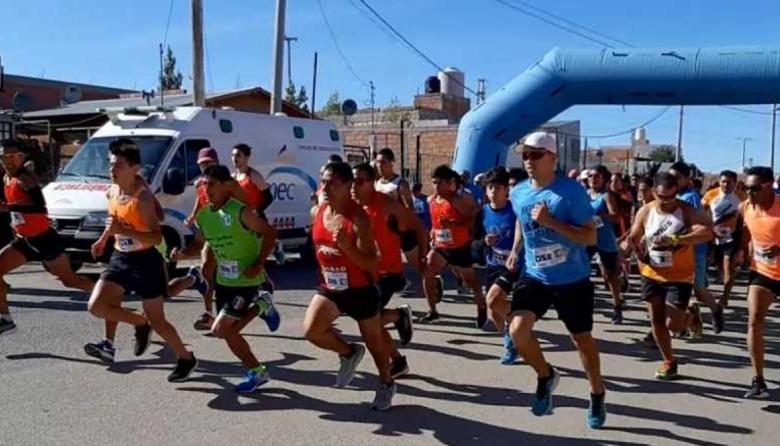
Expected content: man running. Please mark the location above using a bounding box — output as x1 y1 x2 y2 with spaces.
0 139 94 335
418 165 483 325
736 166 780 398
587 166 625 324
482 167 523 365
505 131 607 429
352 163 427 379
172 164 281 392
627 173 712 380
701 170 745 308
303 161 395 411
669 162 724 336
87 139 196 381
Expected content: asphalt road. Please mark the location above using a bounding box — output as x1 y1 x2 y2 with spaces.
1 261 779 445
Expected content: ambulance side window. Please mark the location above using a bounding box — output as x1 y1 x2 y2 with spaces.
170 139 211 184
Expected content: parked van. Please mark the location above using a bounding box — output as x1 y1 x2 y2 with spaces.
42 106 343 267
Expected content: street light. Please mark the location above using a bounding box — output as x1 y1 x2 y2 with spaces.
736 137 753 172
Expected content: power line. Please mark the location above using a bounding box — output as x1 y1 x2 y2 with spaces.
719 105 776 116
565 106 673 139
162 0 175 49
357 0 478 96
315 0 369 87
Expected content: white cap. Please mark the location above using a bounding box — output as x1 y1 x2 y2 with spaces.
523 131 557 153
579 169 590 180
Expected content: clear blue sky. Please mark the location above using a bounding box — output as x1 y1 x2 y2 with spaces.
2 0 779 172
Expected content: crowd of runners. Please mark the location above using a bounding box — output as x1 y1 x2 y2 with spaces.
1 131 780 426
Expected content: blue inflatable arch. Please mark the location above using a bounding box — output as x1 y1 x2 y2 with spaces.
452 46 780 175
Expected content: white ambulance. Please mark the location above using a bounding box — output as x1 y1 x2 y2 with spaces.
43 106 343 267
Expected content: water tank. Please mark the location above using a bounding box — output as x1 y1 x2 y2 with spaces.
425 76 441 94
438 67 465 97
633 127 647 144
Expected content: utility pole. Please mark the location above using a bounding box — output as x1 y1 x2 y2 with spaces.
191 0 205 106
284 36 298 84
270 0 286 114
771 104 777 171
675 105 684 162
159 43 165 107
736 137 753 172
310 52 318 118
368 81 376 158
476 79 486 104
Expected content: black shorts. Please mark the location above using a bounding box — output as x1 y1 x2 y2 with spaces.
486 264 520 294
641 277 692 309
511 276 594 334
712 242 737 263
586 246 619 276
317 285 381 321
10 229 65 262
215 284 259 319
401 230 418 253
749 271 780 296
377 273 405 309
435 244 473 269
100 248 168 300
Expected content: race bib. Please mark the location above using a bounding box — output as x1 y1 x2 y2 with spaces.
493 248 510 265
323 270 349 290
593 216 604 228
10 212 25 226
434 229 453 245
755 249 778 266
218 260 241 279
115 235 139 252
532 244 567 269
649 249 673 268
713 226 733 245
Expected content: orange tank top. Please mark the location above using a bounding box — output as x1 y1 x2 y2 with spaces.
430 195 470 249
108 185 155 252
639 205 695 283
312 204 375 289
743 197 780 281
364 192 403 274
237 171 263 211
4 176 50 237
195 178 209 210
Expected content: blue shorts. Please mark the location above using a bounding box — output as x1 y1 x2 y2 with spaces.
694 255 708 290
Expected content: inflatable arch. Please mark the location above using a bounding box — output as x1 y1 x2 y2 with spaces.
452 46 780 174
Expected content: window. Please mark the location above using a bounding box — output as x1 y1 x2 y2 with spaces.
329 129 340 142
293 126 304 139
169 139 211 184
219 119 233 133
0 121 12 141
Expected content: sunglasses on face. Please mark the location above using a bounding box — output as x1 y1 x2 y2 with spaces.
745 183 768 194
655 193 676 201
521 151 547 161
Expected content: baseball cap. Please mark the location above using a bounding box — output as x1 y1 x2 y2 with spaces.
197 147 219 164
579 169 591 181
523 132 557 154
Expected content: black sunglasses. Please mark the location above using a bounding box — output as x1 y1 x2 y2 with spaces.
521 151 547 161
745 184 767 194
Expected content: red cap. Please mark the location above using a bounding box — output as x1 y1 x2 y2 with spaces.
197 147 219 164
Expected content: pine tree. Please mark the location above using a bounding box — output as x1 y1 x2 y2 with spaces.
321 91 341 116
296 85 309 112
161 45 183 90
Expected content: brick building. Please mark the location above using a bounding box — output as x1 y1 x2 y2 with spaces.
0 73 133 112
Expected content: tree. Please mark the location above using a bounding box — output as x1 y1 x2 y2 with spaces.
320 90 341 116
648 146 677 163
284 81 297 105
160 45 183 90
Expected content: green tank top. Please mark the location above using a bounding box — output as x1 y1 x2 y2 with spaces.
195 198 263 287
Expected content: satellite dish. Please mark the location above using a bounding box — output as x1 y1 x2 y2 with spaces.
12 91 33 112
63 85 82 104
341 99 358 116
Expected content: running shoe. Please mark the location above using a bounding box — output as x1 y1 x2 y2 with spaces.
256 291 281 332
193 312 214 331
434 276 444 303
394 305 413 346
187 266 209 297
689 303 703 338
611 306 623 325
476 307 488 329
235 368 271 393
167 354 198 382
655 360 678 380
416 311 440 324
133 323 152 356
371 382 397 411
0 317 17 336
500 329 518 365
335 344 365 388
587 392 607 429
84 340 115 363
711 304 725 335
744 376 769 399
390 356 410 379
531 365 560 416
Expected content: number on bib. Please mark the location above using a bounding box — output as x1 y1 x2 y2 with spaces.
532 244 567 269
493 248 510 265
434 229 453 245
713 226 733 246
115 236 138 252
219 260 241 279
649 249 673 268
755 249 778 266
10 212 26 227
323 270 349 290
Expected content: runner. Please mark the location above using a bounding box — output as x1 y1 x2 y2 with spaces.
736 166 780 398
171 164 281 392
352 162 427 379
701 170 745 308
303 161 395 411
627 172 712 380
587 166 625 324
0 139 94 335
481 167 523 365
505 131 606 428
668 162 725 336
86 139 196 381
418 165 484 325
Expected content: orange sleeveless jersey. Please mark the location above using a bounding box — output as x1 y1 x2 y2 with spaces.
742 197 780 281
237 171 263 211
108 185 156 252
4 176 50 237
364 191 403 274
430 195 470 249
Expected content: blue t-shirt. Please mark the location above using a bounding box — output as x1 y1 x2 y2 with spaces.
510 176 595 285
678 188 708 259
466 183 484 205
589 191 618 252
412 194 432 230
482 202 519 268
